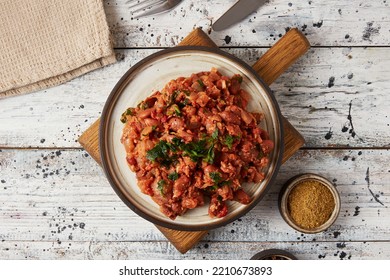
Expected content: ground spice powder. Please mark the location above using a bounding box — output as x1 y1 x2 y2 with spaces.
287 180 335 230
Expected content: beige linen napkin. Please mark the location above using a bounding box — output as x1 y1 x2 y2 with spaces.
0 0 116 98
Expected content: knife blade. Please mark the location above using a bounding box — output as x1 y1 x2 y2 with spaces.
212 0 267 31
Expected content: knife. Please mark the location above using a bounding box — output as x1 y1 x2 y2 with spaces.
212 0 267 31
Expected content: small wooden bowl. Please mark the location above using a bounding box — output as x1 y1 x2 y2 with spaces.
250 249 297 260
279 173 341 234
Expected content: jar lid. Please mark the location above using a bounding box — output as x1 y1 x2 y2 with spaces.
278 173 341 234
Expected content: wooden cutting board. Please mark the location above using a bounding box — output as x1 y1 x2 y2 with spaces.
79 28 309 254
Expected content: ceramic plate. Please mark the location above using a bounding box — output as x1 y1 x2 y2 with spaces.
100 46 283 231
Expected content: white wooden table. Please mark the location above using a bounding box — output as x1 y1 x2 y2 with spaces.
1 0 389 260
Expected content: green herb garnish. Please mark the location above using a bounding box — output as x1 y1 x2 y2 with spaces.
220 180 232 187
224 134 235 149
204 144 215 164
173 105 181 116
167 104 181 116
209 172 222 184
120 108 135 123
167 90 179 106
181 139 214 163
137 102 149 110
211 129 219 140
207 185 218 192
169 137 184 152
147 137 215 167
146 141 175 167
146 141 170 162
232 75 243 83
168 172 179 181
207 180 232 193
157 180 166 196
178 98 190 109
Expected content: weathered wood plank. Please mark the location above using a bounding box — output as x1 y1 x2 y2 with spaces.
0 0 388 262
104 0 390 47
0 240 388 260
1 149 389 243
0 47 389 148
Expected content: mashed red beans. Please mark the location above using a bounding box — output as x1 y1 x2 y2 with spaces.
120 68 274 219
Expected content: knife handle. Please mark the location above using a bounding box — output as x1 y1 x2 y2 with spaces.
252 28 310 86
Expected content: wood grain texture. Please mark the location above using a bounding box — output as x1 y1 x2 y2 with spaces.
281 116 305 163
104 0 390 48
1 0 389 261
155 226 208 254
0 149 389 244
2 47 389 148
252 28 310 86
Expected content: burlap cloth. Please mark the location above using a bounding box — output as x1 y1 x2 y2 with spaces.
0 0 116 98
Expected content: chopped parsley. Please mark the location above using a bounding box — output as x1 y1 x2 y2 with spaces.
256 143 265 158
169 137 183 152
157 180 166 196
146 140 170 162
173 105 181 116
120 108 135 123
220 180 232 187
206 180 232 193
168 172 179 181
176 137 215 164
207 185 218 192
232 75 243 83
204 144 215 164
146 136 216 167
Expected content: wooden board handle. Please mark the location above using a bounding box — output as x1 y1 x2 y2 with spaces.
252 28 310 86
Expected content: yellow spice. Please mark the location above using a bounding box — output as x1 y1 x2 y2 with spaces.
287 180 335 230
